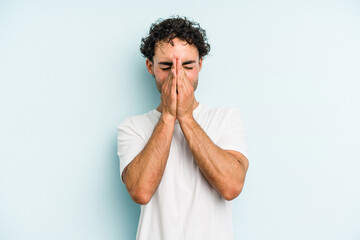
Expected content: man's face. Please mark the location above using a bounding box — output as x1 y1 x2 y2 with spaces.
146 38 203 92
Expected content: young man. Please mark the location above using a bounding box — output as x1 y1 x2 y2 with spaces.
117 16 249 240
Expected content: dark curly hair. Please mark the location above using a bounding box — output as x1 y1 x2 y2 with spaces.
140 16 211 62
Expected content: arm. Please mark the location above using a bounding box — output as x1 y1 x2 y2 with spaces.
122 115 175 205
176 58 249 200
178 117 249 200
122 58 178 205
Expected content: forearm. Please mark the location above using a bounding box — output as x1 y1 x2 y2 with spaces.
179 116 247 200
123 115 175 204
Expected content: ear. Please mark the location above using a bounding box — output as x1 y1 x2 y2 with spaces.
198 58 203 71
146 58 154 76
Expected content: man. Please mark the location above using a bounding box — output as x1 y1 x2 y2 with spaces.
117 16 249 240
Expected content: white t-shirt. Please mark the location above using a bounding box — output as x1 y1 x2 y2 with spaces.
117 103 248 240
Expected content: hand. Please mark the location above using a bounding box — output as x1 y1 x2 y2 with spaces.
160 57 177 122
176 58 195 122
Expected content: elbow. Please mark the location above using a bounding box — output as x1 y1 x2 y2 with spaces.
222 182 244 201
123 168 153 205
129 188 153 205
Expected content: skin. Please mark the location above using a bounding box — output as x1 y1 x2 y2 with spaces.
122 38 249 204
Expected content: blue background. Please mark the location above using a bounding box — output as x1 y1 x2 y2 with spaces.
1 0 359 239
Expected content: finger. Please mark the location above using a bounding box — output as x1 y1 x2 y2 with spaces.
171 68 176 89
169 60 177 95
167 72 173 94
182 69 189 87
177 65 186 90
163 68 172 93
176 62 182 94
181 69 193 94
177 57 182 79
172 57 177 76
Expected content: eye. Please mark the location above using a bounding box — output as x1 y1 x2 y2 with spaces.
161 67 171 71
184 67 193 70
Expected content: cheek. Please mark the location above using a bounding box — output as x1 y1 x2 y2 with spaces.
186 69 199 80
154 71 171 87
154 69 166 80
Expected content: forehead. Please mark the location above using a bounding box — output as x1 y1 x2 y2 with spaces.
153 38 199 62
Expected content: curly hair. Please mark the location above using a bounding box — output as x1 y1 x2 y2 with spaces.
140 16 211 62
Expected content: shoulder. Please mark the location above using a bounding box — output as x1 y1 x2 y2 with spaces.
117 113 145 129
199 104 243 121
195 104 245 130
117 110 159 140
118 110 157 128
214 106 240 116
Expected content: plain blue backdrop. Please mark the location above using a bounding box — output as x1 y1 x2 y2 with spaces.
1 0 359 239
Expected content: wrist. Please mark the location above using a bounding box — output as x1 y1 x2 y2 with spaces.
160 113 176 125
177 114 195 126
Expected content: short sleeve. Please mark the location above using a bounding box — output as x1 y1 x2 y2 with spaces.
117 118 146 184
217 109 248 159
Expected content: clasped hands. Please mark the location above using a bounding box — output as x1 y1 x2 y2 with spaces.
160 57 195 123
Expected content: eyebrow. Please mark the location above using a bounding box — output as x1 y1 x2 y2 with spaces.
159 60 196 66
